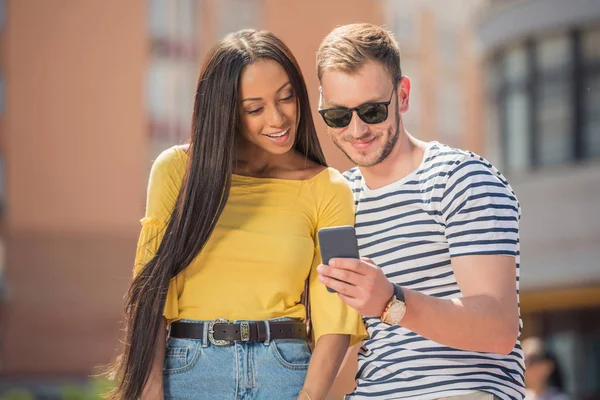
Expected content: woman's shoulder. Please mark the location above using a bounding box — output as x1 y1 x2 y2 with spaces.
308 167 353 202
148 145 189 189
310 166 350 187
152 145 188 173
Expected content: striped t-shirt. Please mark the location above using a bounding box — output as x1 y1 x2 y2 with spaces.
344 142 525 400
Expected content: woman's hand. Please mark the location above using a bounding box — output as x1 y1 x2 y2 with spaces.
141 378 164 400
301 334 350 400
141 319 167 400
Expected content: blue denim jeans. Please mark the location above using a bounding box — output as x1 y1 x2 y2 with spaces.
163 319 311 400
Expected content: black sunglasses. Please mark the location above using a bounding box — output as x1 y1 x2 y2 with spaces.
319 78 401 129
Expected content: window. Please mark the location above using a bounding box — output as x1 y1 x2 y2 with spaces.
583 26 600 158
176 0 196 41
502 45 531 173
583 74 600 158
148 0 168 39
505 90 530 170
504 45 528 83
146 0 200 153
487 28 600 174
535 36 573 166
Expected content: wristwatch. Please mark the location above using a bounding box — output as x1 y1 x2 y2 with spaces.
380 283 406 326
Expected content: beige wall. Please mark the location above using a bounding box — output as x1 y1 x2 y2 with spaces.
2 0 147 373
6 0 147 235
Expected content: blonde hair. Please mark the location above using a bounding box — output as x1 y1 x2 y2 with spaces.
316 23 401 82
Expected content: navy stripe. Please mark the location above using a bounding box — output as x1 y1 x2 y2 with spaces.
412 282 457 292
356 198 436 216
359 183 445 203
422 150 461 164
446 215 518 229
356 214 443 230
446 192 518 220
416 160 458 175
430 288 462 298
376 248 450 269
446 227 519 239
384 259 452 280
401 170 451 187
360 230 445 250
457 203 519 216
367 240 446 259
400 268 454 287
449 239 518 249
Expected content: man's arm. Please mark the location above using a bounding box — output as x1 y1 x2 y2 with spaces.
317 254 519 355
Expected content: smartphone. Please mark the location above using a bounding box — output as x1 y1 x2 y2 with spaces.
318 225 360 293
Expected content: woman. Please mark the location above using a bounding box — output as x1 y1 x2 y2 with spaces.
523 337 570 400
106 29 366 400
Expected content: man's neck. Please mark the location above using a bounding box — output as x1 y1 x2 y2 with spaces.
359 132 428 190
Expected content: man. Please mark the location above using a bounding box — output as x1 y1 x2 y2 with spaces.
315 24 525 400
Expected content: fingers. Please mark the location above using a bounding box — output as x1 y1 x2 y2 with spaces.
328 257 372 275
317 274 361 298
360 256 375 265
317 263 368 287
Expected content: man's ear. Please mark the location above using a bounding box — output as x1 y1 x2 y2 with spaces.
398 76 411 113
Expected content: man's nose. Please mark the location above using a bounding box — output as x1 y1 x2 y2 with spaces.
347 111 369 137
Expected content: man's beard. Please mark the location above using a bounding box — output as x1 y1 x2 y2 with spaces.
332 104 400 167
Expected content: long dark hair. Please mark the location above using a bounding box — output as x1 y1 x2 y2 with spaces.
105 29 325 400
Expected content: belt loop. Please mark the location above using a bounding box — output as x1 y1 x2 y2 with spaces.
202 321 209 348
263 320 271 346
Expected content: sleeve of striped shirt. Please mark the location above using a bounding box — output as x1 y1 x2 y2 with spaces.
440 154 520 258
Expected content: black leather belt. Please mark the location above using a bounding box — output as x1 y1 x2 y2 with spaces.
169 319 307 346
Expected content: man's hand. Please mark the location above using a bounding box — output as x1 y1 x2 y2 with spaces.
317 257 393 317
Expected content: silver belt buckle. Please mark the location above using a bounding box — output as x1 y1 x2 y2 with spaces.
240 321 250 342
208 318 231 346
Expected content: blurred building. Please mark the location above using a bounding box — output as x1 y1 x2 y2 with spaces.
0 0 383 393
478 0 600 398
380 0 488 155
